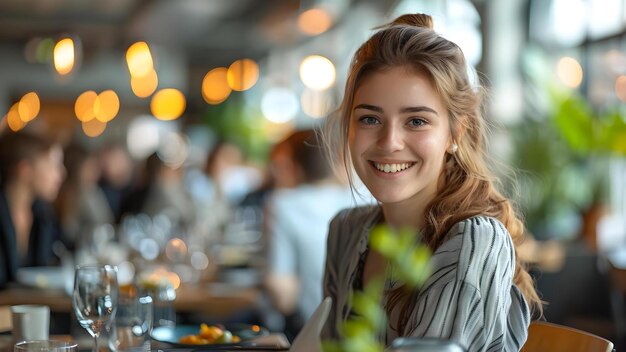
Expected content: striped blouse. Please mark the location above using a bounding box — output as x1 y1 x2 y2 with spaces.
321 206 530 352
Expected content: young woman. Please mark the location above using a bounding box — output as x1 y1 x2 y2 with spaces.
320 13 541 351
0 132 65 287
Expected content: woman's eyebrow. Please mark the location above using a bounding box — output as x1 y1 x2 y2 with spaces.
400 106 438 115
353 104 383 113
353 104 438 115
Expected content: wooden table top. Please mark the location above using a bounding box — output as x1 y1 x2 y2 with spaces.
0 282 260 319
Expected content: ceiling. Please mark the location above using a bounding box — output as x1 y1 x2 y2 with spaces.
0 0 312 69
0 0 392 123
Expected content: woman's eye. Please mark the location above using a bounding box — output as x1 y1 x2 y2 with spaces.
408 118 426 127
359 116 380 125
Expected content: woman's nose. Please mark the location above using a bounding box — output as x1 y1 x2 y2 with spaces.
377 124 404 152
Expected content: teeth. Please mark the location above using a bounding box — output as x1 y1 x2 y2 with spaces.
374 162 413 173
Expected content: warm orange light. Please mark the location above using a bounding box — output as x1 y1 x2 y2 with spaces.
130 69 158 98
94 90 120 123
298 8 332 36
167 272 181 290
202 67 232 105
75 90 97 122
82 118 107 137
227 59 259 91
151 88 186 120
556 57 583 88
7 104 26 132
18 92 40 122
126 41 154 78
53 38 75 75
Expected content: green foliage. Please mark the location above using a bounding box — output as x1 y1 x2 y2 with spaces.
200 95 271 163
551 90 626 156
323 224 431 352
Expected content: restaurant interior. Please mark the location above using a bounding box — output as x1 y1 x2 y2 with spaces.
1 0 626 351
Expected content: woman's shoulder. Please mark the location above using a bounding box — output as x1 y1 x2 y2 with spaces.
327 205 380 249
439 215 513 254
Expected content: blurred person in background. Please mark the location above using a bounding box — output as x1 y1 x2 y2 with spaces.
264 129 356 340
98 143 135 223
0 132 65 287
142 152 195 228
55 143 113 254
122 152 195 230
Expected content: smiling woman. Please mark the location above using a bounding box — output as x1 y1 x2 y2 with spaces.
320 13 542 352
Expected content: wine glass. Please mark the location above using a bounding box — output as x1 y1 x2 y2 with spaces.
72 265 119 352
14 340 78 352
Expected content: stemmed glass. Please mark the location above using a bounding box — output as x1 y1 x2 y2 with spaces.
72 265 119 352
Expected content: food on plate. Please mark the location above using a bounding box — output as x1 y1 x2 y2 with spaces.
179 324 242 344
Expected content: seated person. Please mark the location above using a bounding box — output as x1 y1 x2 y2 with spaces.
319 13 542 350
0 132 65 287
264 129 357 338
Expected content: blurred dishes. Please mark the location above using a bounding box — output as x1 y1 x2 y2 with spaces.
150 323 269 347
16 266 72 292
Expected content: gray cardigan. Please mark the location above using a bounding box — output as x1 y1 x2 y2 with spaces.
321 206 530 352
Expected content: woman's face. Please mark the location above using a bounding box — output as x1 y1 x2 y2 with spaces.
348 66 452 207
31 145 65 202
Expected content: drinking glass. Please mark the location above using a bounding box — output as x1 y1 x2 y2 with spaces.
14 340 78 352
72 265 119 352
109 295 153 352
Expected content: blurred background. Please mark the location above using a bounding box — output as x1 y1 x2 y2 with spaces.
1 0 626 349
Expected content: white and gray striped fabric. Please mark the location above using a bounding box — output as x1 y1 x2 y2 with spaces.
321 206 531 352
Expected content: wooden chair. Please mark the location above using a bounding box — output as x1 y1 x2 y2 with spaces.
521 321 614 352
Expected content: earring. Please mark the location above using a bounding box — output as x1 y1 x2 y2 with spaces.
451 143 458 153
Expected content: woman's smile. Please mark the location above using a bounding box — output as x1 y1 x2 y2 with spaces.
369 160 416 176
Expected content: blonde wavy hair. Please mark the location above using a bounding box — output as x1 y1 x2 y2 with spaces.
321 13 542 334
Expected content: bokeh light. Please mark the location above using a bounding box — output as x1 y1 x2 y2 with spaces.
94 90 120 123
157 132 189 169
165 238 188 262
261 87 299 123
298 8 333 36
139 238 160 261
53 38 75 75
202 67 231 104
190 251 209 270
82 118 107 137
75 91 97 122
556 56 583 88
130 69 159 98
126 41 154 78
299 55 336 90
151 88 186 120
301 88 333 118
127 116 161 159
227 59 259 91
7 104 26 132
18 92 40 122
117 261 136 286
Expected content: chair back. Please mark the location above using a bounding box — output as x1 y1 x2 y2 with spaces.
521 321 614 352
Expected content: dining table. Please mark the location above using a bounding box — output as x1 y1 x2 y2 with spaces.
0 281 289 352
0 281 260 320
